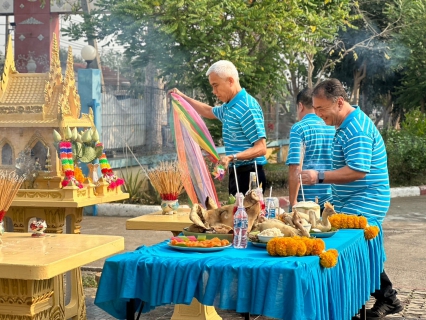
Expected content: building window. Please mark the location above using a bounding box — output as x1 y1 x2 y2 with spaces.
1 143 13 165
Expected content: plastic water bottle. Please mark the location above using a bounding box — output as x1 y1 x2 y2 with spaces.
265 197 279 219
233 193 248 249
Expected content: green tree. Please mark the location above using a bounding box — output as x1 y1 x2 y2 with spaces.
387 0 426 112
62 0 352 105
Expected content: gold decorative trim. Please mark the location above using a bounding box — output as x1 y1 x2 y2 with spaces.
15 190 64 200
25 131 49 152
0 35 17 100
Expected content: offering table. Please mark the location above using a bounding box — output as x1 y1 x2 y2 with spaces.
0 232 124 320
95 229 384 320
126 208 192 236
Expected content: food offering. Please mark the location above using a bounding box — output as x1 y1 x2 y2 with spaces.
168 236 231 252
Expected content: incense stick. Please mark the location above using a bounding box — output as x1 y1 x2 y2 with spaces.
233 164 240 195
146 161 188 200
299 173 305 202
254 160 259 188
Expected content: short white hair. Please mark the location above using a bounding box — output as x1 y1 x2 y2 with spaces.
206 60 239 81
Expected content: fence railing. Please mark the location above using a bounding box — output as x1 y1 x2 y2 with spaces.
101 86 293 167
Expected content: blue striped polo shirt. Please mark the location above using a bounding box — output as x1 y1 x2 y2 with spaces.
286 113 335 208
331 106 390 225
212 89 267 167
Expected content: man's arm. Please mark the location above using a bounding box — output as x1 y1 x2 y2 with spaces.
170 88 216 119
301 166 366 185
288 164 301 207
220 138 267 167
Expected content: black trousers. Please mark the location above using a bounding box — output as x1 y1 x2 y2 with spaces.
228 164 266 196
372 270 398 303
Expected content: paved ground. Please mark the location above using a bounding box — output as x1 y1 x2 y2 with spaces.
81 196 426 319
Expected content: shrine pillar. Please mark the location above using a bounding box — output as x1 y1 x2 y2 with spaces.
78 68 102 216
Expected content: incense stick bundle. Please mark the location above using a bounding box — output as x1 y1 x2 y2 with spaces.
0 170 26 221
146 161 188 200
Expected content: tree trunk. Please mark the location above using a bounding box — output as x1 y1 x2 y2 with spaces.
144 61 165 154
381 91 393 129
306 53 314 89
350 62 366 105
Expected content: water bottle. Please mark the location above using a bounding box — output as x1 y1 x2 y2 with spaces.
265 197 278 219
233 193 248 249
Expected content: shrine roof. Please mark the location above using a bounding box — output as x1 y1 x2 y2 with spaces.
0 73 48 105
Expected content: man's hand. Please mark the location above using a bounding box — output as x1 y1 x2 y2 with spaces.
168 88 184 96
300 170 318 185
220 155 233 168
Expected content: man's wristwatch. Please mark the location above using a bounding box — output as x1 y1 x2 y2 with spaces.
232 154 238 162
318 171 325 183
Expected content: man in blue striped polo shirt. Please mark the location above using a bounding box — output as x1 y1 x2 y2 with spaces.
286 88 335 211
171 60 267 195
300 79 402 319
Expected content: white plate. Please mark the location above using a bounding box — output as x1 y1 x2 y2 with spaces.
167 243 232 252
249 241 267 248
309 230 338 238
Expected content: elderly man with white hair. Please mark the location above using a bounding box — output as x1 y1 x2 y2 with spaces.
171 60 267 196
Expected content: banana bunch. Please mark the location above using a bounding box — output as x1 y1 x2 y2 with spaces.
53 126 104 163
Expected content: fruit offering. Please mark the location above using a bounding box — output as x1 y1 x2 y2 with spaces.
170 236 230 248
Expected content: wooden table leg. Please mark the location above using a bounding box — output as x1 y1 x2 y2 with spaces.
171 298 222 320
126 299 135 320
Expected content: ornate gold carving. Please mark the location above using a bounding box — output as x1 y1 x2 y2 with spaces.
0 35 17 96
0 106 43 114
58 46 81 119
76 189 87 197
15 190 63 200
25 131 48 151
0 278 56 319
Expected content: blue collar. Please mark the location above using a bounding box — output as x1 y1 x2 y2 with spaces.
339 105 360 130
223 88 246 110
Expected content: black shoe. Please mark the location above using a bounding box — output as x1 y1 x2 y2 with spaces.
352 316 360 320
366 298 403 319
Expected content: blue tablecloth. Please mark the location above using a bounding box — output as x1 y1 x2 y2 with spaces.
95 229 384 320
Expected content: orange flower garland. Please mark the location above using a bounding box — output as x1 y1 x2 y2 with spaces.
320 249 339 268
329 213 379 240
266 236 339 268
74 166 85 184
364 226 380 240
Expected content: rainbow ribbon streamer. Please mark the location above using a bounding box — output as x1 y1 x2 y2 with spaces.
170 93 220 207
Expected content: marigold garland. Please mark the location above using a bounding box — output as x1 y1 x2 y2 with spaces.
319 249 339 268
59 141 82 189
74 166 85 184
99 152 124 190
329 213 379 240
364 226 380 240
266 236 339 268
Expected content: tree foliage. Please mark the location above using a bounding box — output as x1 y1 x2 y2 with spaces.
387 0 426 112
62 0 352 104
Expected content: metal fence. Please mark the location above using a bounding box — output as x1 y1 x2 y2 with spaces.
101 85 174 156
101 86 294 157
